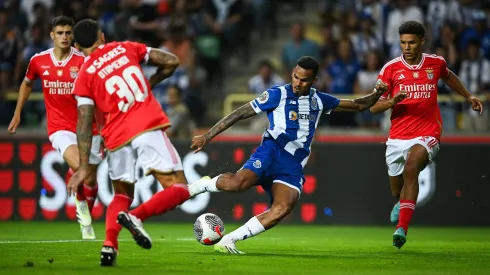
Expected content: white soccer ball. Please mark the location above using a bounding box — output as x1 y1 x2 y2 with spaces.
193 213 225 245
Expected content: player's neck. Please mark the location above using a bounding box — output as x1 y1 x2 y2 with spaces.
52 47 72 61
403 52 423 66
81 42 103 57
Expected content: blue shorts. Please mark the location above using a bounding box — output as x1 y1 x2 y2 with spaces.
242 137 305 201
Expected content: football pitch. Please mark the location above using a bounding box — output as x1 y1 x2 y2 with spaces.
1 222 489 274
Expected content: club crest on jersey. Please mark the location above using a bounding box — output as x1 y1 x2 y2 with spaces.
257 91 269 104
57 70 63 77
253 160 262 169
426 69 434 80
70 66 79 79
289 110 298 121
413 72 419 78
311 97 318 110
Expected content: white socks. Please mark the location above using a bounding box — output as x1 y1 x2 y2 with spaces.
226 216 265 243
203 175 221 192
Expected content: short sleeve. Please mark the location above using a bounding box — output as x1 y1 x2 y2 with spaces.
249 87 282 114
378 62 394 100
439 56 450 79
72 70 93 99
123 41 151 63
25 56 38 82
316 92 340 114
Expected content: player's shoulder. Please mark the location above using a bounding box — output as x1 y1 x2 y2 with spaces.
422 53 447 64
29 48 52 63
72 47 85 58
379 56 402 75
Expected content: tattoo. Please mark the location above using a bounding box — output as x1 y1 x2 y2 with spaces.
147 49 181 89
77 105 94 171
336 89 384 112
204 103 257 142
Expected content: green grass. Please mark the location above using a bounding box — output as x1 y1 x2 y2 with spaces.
0 222 489 274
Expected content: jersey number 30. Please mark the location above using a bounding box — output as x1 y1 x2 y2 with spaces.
105 65 148 112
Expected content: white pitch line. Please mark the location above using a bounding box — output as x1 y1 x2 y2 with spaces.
0 238 196 244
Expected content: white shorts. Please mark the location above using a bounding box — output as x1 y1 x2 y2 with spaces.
385 136 440 176
107 130 183 183
48 130 103 165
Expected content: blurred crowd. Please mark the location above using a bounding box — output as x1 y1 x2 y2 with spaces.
249 0 490 132
0 0 284 138
1 0 489 135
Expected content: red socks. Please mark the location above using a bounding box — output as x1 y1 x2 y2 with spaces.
69 168 98 212
130 184 190 222
397 200 416 233
104 194 133 250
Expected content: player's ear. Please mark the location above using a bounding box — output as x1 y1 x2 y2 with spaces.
100 32 106 44
420 36 425 46
50 31 54 41
312 76 318 84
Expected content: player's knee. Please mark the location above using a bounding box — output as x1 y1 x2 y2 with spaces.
403 161 419 180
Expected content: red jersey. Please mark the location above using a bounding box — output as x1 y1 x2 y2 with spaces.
25 47 98 136
378 53 449 140
73 41 171 151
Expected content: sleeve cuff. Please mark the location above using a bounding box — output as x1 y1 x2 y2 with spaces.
249 101 262 114
144 47 152 64
76 96 95 106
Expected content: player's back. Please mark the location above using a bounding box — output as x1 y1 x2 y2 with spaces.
378 54 447 140
77 41 170 150
26 47 86 135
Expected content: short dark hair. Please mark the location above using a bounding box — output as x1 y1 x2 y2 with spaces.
296 56 319 76
399 21 425 38
258 60 273 69
51 16 74 30
73 19 100 49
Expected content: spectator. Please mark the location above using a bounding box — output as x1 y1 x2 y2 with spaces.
434 46 458 131
459 11 490 59
0 8 23 91
128 0 161 47
447 0 480 30
282 20 320 80
459 39 490 131
353 51 382 128
162 23 195 73
319 24 337 68
425 0 449 48
324 39 360 95
248 60 284 94
165 85 195 140
350 13 380 62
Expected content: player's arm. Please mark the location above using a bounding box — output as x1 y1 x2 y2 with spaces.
369 92 407 114
146 48 181 89
190 103 257 153
443 70 484 114
334 81 388 112
7 79 34 134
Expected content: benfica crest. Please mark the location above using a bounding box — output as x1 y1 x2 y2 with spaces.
70 66 79 79
426 69 434 80
413 72 419 78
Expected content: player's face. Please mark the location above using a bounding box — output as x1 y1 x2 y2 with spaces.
291 66 317 96
399 34 424 62
51 25 73 50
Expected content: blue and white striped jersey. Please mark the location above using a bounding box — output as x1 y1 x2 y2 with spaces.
250 84 340 167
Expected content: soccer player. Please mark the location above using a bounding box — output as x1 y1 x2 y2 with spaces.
370 21 484 249
188 56 389 254
7 16 101 240
67 19 190 266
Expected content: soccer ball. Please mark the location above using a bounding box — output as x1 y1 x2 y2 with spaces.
193 213 225 245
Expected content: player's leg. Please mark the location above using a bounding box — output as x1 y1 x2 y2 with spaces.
50 131 98 239
116 131 190 249
215 182 300 254
389 175 404 224
101 145 137 266
392 144 429 248
189 142 272 196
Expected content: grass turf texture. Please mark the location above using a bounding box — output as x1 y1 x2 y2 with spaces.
0 222 489 274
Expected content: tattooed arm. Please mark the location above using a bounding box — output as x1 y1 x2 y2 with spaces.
334 81 388 112
76 104 94 171
190 103 257 153
147 48 181 89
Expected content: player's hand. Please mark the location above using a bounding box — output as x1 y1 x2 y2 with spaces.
468 96 484 114
392 91 408 105
7 115 20 134
190 135 207 153
67 169 88 197
374 80 388 94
